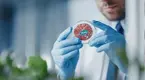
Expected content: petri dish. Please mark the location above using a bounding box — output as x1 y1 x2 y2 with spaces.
72 20 97 44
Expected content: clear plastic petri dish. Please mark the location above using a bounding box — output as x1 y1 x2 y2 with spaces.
72 20 97 44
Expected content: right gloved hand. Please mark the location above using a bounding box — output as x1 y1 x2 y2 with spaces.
51 27 83 80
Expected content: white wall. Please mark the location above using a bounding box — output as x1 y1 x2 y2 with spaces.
68 0 105 25
126 0 145 80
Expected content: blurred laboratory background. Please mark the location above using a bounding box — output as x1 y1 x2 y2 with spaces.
0 0 104 70
0 0 144 80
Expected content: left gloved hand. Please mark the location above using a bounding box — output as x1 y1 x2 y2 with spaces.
89 20 128 74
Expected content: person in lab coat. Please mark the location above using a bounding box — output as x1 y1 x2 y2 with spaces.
51 0 128 80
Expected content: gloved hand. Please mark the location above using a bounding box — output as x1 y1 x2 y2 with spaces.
89 20 128 74
51 27 83 80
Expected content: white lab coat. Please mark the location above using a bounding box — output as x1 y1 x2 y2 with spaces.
75 20 126 80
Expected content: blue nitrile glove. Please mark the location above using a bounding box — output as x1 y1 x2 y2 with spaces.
51 27 83 80
89 20 128 74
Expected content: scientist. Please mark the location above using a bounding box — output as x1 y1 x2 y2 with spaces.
51 0 128 80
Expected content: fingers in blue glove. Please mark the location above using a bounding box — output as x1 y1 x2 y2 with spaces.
89 31 105 46
93 20 116 34
96 42 112 52
59 44 83 55
57 27 72 42
63 49 80 60
89 34 114 47
92 31 106 40
89 35 107 47
55 37 82 48
54 49 80 67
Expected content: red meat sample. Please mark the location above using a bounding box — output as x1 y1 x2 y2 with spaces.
74 23 93 41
